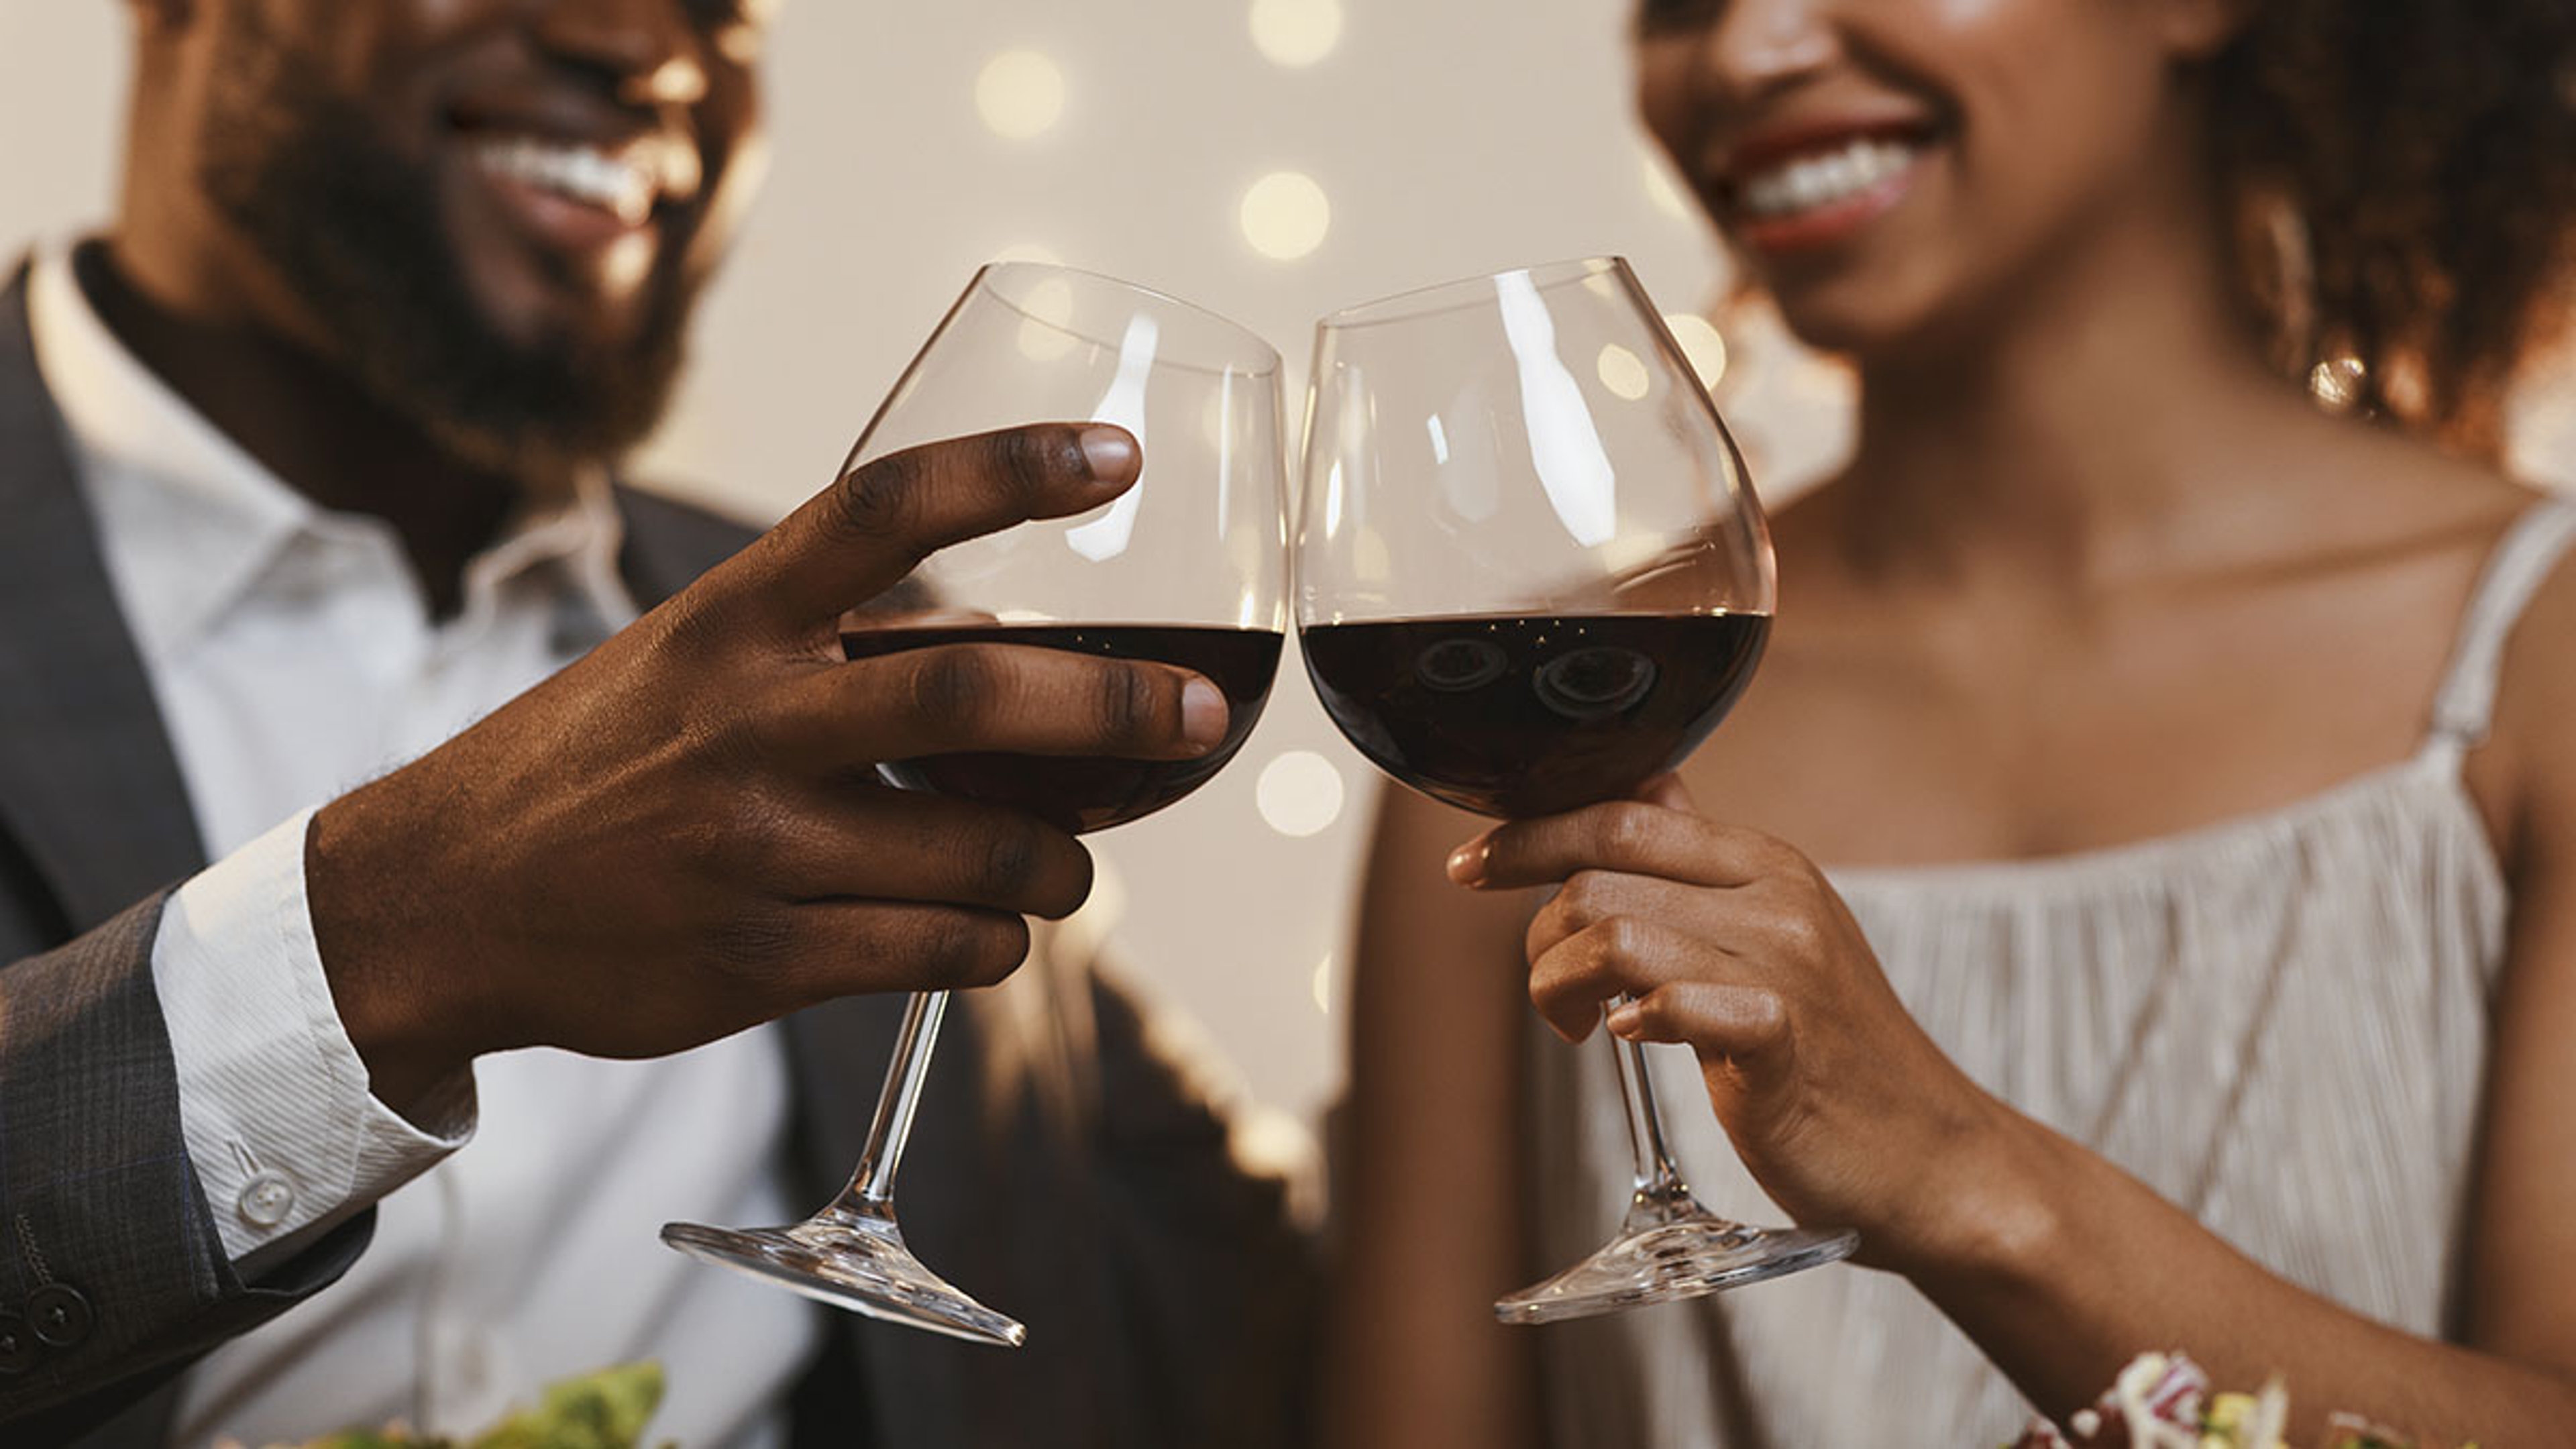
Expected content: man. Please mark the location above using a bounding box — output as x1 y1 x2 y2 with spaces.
0 1 1309 1444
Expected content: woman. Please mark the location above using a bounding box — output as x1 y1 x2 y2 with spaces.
1326 1 2576 1444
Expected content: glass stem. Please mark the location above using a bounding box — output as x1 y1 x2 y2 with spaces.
840 989 950 1214
1609 994 1698 1222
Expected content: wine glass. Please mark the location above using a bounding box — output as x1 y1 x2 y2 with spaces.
1297 256 1856 1323
663 262 1287 1346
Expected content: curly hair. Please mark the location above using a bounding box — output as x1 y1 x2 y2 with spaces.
2212 1 2576 459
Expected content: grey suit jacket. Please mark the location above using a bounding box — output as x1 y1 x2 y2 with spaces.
0 264 1313 1447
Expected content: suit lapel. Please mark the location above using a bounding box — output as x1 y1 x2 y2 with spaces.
0 264 207 934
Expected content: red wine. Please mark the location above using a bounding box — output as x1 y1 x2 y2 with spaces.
1300 613 1767 819
840 623 1283 833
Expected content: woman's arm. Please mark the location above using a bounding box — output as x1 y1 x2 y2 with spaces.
1324 785 1546 1449
1463 766 2576 1445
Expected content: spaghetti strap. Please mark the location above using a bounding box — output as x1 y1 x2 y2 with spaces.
2428 497 2576 748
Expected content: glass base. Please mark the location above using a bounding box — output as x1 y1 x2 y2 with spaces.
661 1204 1026 1348
1496 1196 1856 1325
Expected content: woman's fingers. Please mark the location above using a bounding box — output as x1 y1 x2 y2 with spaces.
1634 771 1699 814
1529 916 1792 1064
1607 981 1789 1061
1531 915 1713 1041
1452 798 1788 892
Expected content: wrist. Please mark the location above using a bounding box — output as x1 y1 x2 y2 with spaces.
306 788 481 1112
1892 1091 2081 1298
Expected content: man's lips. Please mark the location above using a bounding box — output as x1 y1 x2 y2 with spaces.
475 134 662 225
454 129 704 272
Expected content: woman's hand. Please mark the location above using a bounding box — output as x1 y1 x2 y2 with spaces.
1449 774 2040 1274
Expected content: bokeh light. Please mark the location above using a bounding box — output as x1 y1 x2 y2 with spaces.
976 50 1065 140
1239 170 1332 260
1596 343 1652 401
1257 749 1346 838
1663 313 1729 390
1250 0 1344 68
1014 274 1080 362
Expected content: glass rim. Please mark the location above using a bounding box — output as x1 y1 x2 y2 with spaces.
1316 256 1635 332
971 260 1284 377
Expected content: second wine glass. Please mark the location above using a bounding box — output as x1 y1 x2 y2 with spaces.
663 262 1287 1346
1297 257 1856 1324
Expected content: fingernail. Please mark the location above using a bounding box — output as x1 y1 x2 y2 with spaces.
1446 838 1490 886
1079 426 1138 481
1607 1002 1644 1037
1181 678 1226 749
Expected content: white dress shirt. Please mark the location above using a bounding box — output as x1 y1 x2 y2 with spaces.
26 250 818 1448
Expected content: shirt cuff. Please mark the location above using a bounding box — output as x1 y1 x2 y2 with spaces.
152 808 476 1267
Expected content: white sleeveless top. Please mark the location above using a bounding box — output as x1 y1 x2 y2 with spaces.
1528 500 2576 1447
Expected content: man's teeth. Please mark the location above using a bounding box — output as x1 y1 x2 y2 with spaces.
1737 138 1918 221
476 138 656 226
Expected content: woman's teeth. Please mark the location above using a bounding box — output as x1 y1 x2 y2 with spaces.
476 137 657 225
1736 138 1919 220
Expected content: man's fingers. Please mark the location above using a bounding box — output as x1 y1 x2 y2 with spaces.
713 423 1142 637
769 641 1227 766
1452 800 1783 892
754 786 1097 921
777 901 1037 1000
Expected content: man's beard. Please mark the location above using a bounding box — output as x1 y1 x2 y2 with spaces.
196 11 701 478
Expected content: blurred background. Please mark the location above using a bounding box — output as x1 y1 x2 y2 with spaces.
4 0 2569 1173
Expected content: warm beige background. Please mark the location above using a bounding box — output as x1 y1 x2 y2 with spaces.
3 2 2567 1159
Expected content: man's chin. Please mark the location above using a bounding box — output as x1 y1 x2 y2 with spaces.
367 268 694 478
410 364 678 480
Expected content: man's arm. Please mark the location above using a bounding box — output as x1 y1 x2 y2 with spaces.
0 896 379 1425
2 421 1239 1424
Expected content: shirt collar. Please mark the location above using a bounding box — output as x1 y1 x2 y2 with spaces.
26 243 637 664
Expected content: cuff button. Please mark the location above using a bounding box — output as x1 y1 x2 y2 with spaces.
0 1313 34 1374
238 1170 297 1228
30 1285 92 1348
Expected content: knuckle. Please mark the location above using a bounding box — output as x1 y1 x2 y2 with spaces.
1597 915 1652 970
1527 958 1578 1014
929 914 1029 989
910 648 999 725
1739 987 1791 1046
645 590 731 662
987 426 1084 501
1555 869 1616 928
1599 803 1660 860
1095 660 1166 742
830 450 926 543
965 818 1044 902
692 701 773 783
711 781 794 871
1768 907 1827 961
704 906 800 990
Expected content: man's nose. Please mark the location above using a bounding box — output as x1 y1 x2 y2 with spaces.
531 0 711 109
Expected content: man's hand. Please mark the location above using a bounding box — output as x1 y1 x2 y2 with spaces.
306 423 1219 1108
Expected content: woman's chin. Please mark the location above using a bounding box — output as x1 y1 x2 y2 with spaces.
1765 293 1933 362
